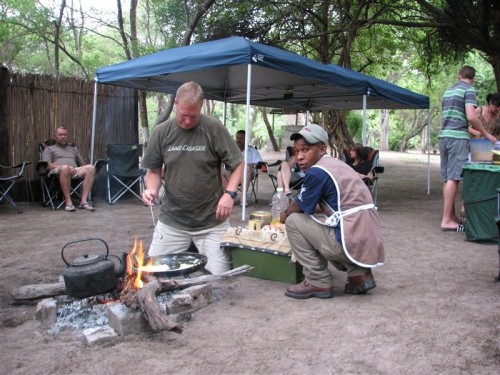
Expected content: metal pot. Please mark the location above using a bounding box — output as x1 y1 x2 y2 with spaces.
61 238 127 298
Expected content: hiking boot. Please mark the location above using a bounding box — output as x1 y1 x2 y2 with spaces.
344 271 376 295
285 279 333 299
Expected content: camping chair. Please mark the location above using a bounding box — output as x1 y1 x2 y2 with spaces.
362 147 384 206
284 146 304 198
249 160 282 204
0 161 31 213
36 140 103 210
104 144 146 204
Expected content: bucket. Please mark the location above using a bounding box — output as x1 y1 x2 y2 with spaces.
470 139 493 162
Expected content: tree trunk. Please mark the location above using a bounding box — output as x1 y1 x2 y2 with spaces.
261 108 280 151
53 0 67 76
380 109 390 151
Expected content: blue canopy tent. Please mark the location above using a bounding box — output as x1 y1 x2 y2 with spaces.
93 36 430 217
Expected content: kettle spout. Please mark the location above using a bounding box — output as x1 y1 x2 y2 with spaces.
114 252 128 277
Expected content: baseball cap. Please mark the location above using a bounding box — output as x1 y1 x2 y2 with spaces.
290 124 328 145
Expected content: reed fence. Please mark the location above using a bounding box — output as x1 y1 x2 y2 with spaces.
0 66 138 203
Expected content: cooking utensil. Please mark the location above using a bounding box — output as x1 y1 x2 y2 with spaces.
61 238 127 298
135 252 207 278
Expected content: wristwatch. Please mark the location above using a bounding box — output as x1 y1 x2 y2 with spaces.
224 189 238 199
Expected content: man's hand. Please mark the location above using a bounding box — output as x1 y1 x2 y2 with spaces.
142 188 158 206
216 193 235 220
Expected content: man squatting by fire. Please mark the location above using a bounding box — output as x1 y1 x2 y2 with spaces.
279 124 385 299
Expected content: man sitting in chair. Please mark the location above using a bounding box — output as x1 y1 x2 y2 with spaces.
222 130 262 205
42 126 96 212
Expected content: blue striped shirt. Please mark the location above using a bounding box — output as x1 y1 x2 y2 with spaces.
439 81 477 139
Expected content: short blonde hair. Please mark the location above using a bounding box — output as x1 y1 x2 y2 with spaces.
175 81 204 106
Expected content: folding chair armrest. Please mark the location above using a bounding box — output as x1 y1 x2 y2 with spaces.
267 160 282 168
254 161 267 169
36 160 49 175
93 159 107 174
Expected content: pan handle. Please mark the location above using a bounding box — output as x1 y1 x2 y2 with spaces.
61 237 110 266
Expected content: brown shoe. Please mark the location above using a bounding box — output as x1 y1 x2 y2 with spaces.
285 279 333 299
344 271 376 295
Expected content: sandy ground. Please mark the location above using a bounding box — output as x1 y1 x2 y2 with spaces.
0 151 499 375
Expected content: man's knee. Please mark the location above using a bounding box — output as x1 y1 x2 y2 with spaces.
285 212 303 232
80 165 96 178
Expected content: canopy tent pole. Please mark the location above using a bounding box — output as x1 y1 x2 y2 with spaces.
362 94 367 145
426 108 431 195
241 63 252 220
90 79 98 164
223 101 227 126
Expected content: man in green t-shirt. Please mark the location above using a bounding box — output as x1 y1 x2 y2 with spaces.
438 66 496 232
142 81 244 274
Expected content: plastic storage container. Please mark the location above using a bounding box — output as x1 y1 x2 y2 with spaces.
271 188 288 224
470 139 493 162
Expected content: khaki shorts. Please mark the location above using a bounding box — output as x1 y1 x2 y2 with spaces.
49 166 82 179
148 220 231 275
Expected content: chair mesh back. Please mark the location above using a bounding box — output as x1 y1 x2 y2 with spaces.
106 144 143 177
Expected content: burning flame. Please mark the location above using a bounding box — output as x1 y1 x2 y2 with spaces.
126 238 151 289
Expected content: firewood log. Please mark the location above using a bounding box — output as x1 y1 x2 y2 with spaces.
156 264 253 291
10 282 66 303
120 276 182 333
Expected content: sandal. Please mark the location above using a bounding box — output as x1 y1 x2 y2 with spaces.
441 223 465 232
65 204 76 212
78 203 95 211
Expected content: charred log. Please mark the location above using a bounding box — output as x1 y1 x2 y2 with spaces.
120 275 182 333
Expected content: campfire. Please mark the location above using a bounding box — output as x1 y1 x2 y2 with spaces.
9 238 253 340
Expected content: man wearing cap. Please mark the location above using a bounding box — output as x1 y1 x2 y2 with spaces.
280 124 384 299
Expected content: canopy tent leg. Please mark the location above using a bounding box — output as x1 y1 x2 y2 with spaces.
90 79 98 165
426 108 431 195
362 94 367 146
241 63 252 220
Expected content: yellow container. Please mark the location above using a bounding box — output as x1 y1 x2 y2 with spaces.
492 150 500 165
249 211 272 226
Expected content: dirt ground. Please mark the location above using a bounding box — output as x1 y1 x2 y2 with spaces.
1 151 499 375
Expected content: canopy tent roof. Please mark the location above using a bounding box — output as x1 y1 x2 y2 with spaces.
96 36 429 111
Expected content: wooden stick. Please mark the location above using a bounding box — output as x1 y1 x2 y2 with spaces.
10 282 66 303
156 265 254 291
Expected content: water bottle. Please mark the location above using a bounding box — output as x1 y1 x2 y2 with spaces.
271 188 288 224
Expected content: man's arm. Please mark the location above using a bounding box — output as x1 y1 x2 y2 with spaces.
216 161 244 220
142 168 162 206
225 161 244 192
467 105 497 142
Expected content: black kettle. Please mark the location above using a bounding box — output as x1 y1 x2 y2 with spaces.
61 238 127 298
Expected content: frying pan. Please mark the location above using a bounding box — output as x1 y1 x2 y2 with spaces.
135 252 207 278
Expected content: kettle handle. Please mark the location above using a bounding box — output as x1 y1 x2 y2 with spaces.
61 237 110 267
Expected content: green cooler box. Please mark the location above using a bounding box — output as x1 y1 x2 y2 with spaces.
463 163 500 243
222 227 303 284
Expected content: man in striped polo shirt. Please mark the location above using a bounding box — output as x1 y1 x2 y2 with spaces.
438 66 497 232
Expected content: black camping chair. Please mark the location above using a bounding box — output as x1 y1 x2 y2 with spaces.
284 146 304 198
361 147 384 206
0 161 31 213
37 140 104 210
250 160 282 204
104 144 146 204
